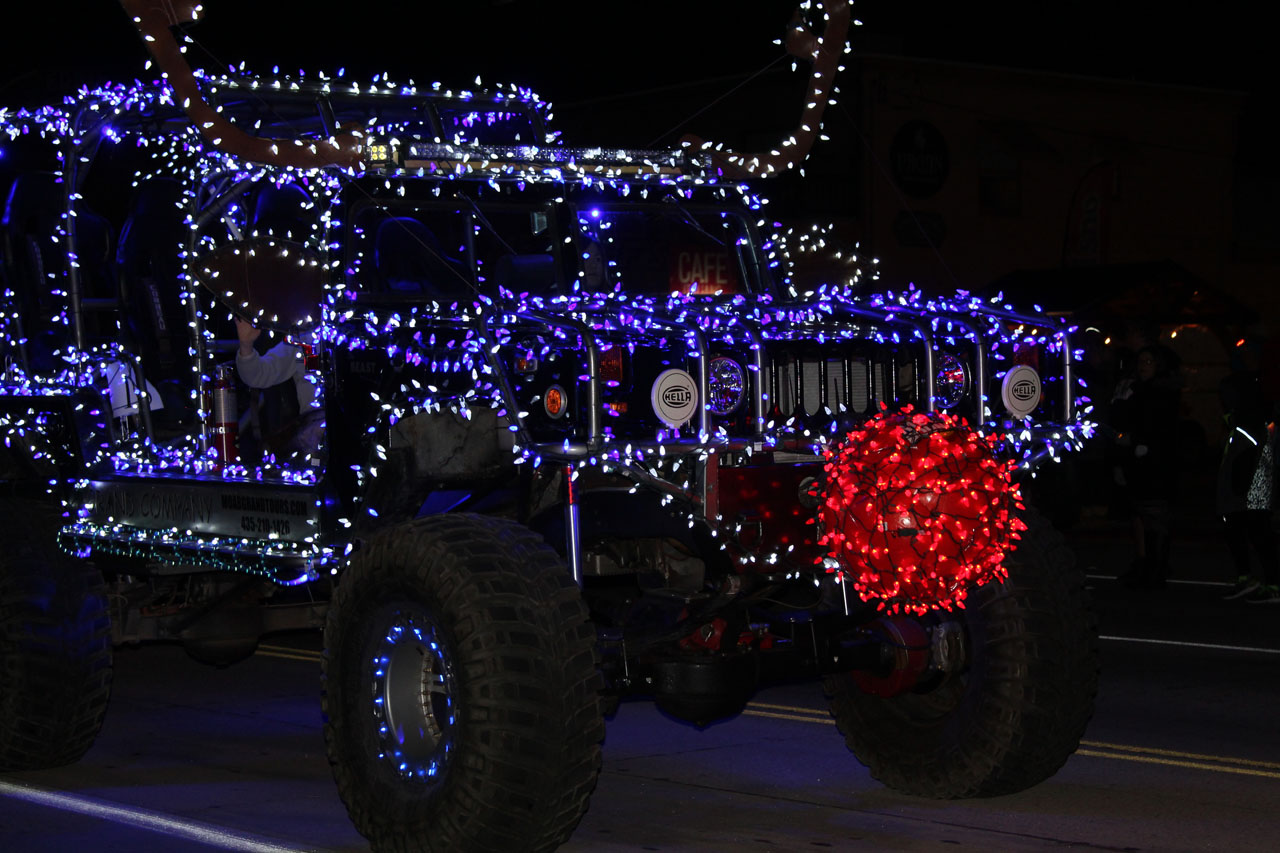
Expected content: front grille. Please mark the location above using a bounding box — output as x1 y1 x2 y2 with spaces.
765 351 912 419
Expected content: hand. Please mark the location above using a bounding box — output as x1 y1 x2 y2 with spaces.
234 317 261 356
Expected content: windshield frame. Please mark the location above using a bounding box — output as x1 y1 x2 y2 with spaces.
340 190 568 306
567 200 775 298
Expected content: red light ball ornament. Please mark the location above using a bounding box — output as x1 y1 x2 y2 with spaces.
816 407 1026 615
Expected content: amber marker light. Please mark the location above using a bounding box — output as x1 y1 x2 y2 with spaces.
544 385 567 419
599 346 626 387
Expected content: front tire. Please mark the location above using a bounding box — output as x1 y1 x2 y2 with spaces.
322 513 603 852
825 509 1099 797
0 504 112 770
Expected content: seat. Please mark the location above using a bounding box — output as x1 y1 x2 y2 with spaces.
373 217 469 298
251 183 313 240
489 253 555 295
2 172 64 370
116 178 192 423
73 203 119 349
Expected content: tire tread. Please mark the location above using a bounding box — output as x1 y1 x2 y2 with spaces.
825 508 1099 798
0 502 112 771
322 513 602 852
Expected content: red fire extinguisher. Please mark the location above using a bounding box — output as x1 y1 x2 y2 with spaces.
211 364 239 466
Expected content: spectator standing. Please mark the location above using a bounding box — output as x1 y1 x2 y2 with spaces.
1218 369 1279 603
1111 345 1182 588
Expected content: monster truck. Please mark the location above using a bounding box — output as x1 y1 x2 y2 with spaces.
0 2 1098 851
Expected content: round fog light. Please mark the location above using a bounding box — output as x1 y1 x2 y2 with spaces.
934 354 969 409
708 357 747 416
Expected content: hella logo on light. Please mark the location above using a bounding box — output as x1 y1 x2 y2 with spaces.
1000 364 1041 419
663 387 692 407
651 368 698 428
1012 380 1037 401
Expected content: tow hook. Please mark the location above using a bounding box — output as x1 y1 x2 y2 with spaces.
841 616 966 697
930 621 965 673
847 616 930 698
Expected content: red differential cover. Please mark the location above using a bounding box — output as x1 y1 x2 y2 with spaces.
815 408 1026 615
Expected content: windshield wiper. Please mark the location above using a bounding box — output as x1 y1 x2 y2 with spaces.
660 196 725 248
455 190 518 255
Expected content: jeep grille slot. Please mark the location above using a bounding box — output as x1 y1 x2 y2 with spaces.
768 355 897 419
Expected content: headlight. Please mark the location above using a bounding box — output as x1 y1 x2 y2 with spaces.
513 336 542 375
934 353 969 409
707 356 747 416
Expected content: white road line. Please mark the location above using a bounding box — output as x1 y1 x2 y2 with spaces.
1100 635 1280 655
1085 574 1230 588
0 780 315 853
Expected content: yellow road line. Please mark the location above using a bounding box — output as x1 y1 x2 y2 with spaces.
1075 749 1280 780
743 709 833 724
1080 740 1280 771
743 705 1279 779
256 648 322 663
248 657 1278 781
258 640 322 653
748 701 830 717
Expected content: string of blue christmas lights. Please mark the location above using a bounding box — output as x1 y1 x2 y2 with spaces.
0 0 1093 584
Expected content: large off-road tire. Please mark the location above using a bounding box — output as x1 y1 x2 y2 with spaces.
825 508 1099 797
322 513 604 853
0 503 113 770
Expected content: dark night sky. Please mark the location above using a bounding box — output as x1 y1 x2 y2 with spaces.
5 2 1274 286
3 0 1274 212
1 2 1267 105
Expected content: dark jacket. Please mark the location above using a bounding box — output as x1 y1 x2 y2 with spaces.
1112 378 1180 499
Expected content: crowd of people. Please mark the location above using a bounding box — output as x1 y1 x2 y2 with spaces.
1104 333 1278 603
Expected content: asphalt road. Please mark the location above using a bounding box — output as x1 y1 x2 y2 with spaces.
2 526 1278 852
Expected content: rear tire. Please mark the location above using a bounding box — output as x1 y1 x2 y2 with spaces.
825 508 1098 797
0 503 113 770
322 513 603 852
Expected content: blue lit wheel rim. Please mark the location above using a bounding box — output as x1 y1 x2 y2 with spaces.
371 607 456 784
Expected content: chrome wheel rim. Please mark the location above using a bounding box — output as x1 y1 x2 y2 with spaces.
371 607 456 783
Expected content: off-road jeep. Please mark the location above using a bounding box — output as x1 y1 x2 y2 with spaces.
0 2 1098 850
